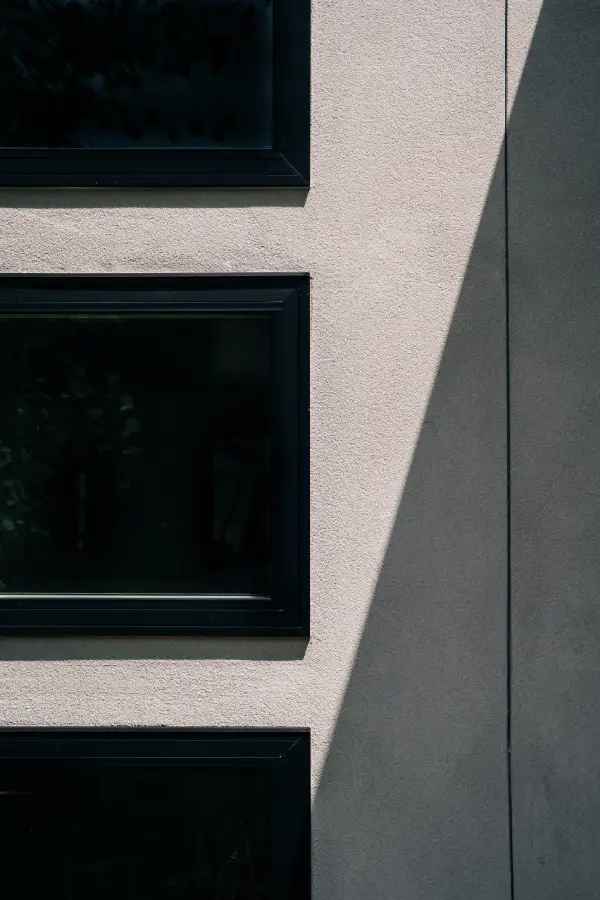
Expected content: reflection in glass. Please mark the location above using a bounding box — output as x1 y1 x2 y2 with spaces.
0 763 272 899
0 0 273 149
0 314 271 595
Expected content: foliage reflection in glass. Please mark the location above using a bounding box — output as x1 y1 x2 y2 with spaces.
0 313 272 595
0 0 273 149
0 763 272 899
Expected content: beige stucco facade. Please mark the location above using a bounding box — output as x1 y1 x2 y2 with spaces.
4 1 599 898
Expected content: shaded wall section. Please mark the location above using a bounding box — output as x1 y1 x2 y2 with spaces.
509 1 600 897
314 165 509 899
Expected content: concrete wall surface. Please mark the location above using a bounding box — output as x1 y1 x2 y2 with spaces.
0 2 512 898
509 1 600 898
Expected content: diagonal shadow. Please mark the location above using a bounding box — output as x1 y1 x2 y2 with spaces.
314 2 600 898
0 0 595 895
313 156 510 900
0 0 589 894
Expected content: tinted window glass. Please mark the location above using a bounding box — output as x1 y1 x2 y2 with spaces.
0 0 273 149
1 762 272 900
0 314 271 595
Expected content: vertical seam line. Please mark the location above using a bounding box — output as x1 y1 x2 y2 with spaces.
504 1 516 898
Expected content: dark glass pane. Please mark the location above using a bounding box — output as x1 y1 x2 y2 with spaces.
0 314 272 595
0 762 272 900
0 0 273 149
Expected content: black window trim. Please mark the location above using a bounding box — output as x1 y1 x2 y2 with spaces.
0 0 310 188
0 273 309 637
0 728 311 900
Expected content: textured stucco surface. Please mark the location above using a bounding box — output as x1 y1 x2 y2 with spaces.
509 1 600 897
0 2 509 898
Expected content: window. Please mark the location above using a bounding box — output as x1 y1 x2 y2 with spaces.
0 0 309 186
0 729 310 900
0 275 308 635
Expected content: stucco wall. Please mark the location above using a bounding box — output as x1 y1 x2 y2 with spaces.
509 1 600 897
0 2 510 898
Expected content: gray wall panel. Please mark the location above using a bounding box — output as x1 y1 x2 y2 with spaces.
509 2 600 896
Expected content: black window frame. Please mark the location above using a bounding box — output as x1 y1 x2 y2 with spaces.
0 728 311 900
0 274 309 637
0 0 310 188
